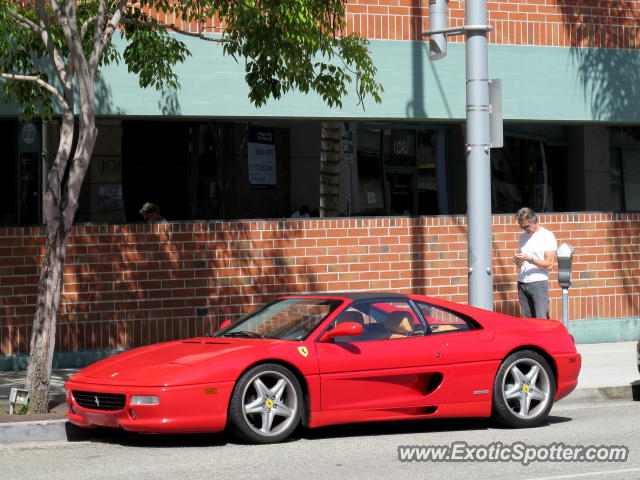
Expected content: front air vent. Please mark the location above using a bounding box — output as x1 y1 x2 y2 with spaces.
73 390 126 411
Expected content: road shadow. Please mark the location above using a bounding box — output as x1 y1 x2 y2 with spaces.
66 412 574 447
65 422 230 448
300 413 572 440
302 417 490 441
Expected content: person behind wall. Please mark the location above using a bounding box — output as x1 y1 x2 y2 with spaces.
291 205 310 218
512 207 557 319
139 202 167 223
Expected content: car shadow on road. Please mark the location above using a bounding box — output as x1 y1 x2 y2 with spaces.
65 414 574 447
66 423 231 448
298 414 573 441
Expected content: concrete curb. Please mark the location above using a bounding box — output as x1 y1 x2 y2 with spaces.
0 418 68 443
562 385 634 403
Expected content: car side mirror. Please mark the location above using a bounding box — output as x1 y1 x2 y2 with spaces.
218 320 231 330
319 322 363 342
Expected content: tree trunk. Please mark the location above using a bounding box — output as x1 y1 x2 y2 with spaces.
24 114 97 413
24 225 67 413
22 0 100 411
24 108 75 413
320 122 341 217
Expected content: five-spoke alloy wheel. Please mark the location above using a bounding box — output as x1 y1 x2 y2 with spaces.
228 363 303 443
492 350 556 428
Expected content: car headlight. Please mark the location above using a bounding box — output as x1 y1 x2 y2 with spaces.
130 395 160 406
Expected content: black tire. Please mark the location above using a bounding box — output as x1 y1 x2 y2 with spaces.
228 363 303 444
491 350 556 428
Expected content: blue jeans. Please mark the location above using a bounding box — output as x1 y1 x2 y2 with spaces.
518 281 549 319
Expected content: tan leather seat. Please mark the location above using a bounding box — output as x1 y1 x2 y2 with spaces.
384 311 413 339
337 310 365 325
430 324 458 333
331 310 366 343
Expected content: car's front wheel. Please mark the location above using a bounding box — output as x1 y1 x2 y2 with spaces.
492 350 556 428
228 363 303 443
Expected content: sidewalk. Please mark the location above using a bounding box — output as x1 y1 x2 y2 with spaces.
0 342 638 443
566 341 639 401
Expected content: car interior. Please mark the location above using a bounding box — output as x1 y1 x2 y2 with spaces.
327 300 471 342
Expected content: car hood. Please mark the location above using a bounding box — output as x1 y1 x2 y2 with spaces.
68 338 289 386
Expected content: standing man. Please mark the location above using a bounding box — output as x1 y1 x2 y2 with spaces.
513 207 557 318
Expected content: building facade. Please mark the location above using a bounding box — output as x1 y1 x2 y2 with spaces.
1 1 639 367
2 0 640 224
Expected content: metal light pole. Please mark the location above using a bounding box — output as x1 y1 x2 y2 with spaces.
423 0 495 310
464 0 493 310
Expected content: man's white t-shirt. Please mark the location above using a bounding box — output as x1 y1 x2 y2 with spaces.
518 226 558 283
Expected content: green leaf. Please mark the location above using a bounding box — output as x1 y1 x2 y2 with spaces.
0 0 382 118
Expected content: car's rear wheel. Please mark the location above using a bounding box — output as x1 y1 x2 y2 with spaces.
228 363 303 443
492 350 556 428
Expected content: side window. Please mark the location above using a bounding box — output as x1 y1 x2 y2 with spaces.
330 308 366 328
416 302 473 334
330 300 426 342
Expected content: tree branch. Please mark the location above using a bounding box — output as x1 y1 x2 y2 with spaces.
5 5 41 32
95 0 106 43
119 17 236 44
81 15 98 41
160 23 234 43
0 73 66 107
35 0 70 88
89 0 127 74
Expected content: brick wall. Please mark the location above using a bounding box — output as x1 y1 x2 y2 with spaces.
1 213 639 356
154 1 640 49
344 0 640 48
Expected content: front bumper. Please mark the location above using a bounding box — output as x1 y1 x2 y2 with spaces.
64 379 234 434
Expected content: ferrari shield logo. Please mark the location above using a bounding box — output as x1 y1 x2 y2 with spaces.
297 346 309 358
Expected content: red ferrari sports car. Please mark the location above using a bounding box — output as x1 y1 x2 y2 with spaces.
64 293 581 443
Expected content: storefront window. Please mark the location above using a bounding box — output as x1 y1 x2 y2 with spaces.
490 135 554 214
357 128 385 213
385 129 416 167
611 146 640 211
356 126 446 216
417 130 439 215
0 121 18 225
623 149 640 210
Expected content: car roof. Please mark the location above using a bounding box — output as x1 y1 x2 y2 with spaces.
280 292 410 301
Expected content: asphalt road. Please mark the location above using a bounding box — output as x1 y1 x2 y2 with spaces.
1 400 639 480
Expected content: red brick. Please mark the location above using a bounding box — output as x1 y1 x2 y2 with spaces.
2 213 639 353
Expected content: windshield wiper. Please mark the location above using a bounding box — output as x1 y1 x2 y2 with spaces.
223 331 266 339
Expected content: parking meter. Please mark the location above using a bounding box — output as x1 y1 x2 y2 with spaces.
557 242 574 288
556 242 574 327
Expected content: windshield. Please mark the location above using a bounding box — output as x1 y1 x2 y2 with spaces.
220 298 342 340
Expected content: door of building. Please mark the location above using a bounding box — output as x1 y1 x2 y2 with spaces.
384 169 416 215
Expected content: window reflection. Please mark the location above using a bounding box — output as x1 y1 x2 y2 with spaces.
356 127 446 215
490 135 555 214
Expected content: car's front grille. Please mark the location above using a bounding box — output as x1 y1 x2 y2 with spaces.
73 391 126 411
